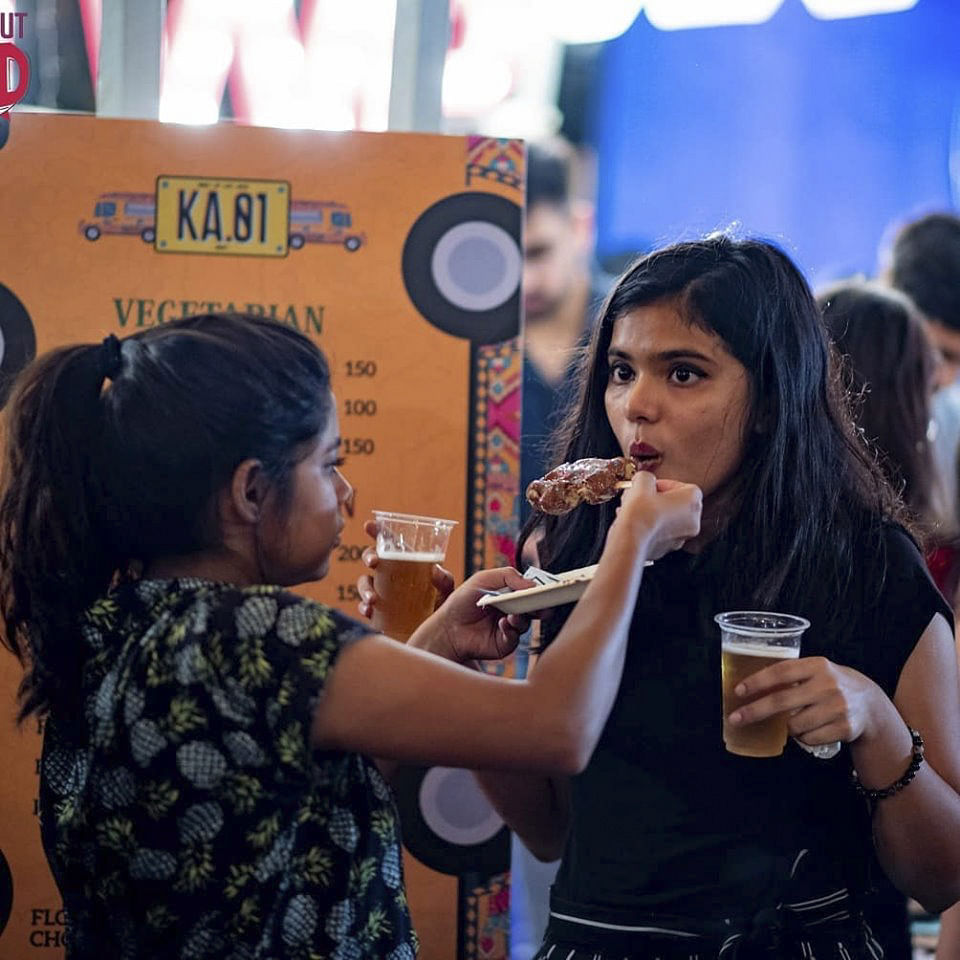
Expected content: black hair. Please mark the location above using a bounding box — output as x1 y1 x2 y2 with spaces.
519 234 904 646
527 138 575 210
819 281 939 535
0 313 332 722
890 213 960 332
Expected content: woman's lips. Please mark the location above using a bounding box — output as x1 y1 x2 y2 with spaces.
629 441 662 471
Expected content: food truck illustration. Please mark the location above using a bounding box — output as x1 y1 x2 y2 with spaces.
79 190 365 253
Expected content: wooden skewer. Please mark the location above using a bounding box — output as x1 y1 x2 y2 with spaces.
614 480 633 490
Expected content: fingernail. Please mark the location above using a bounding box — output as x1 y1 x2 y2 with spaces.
729 711 742 724
735 683 746 696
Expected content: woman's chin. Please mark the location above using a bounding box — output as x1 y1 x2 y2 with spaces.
278 560 330 588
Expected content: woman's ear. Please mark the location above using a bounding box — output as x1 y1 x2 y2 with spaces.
229 458 267 524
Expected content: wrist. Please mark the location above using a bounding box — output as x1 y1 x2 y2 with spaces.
407 608 462 662
852 727 924 803
607 522 655 562
849 696 915 790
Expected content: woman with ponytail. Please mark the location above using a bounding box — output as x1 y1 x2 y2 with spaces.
0 313 700 959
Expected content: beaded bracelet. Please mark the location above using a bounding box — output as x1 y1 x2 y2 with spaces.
851 727 924 802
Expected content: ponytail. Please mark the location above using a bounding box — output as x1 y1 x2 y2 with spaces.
1 315 333 724
0 336 124 722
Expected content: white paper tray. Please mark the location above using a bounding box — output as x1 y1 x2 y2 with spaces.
476 562 651 615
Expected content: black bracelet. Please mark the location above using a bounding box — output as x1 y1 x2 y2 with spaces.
851 727 924 801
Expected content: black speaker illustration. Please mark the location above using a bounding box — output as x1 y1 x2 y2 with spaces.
402 192 522 345
392 765 509 877
399 188 521 954
0 282 36 408
0 845 13 936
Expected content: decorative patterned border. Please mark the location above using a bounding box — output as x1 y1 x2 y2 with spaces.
465 135 525 578
465 137 524 191
461 872 511 960
471 339 523 573
459 135 525 960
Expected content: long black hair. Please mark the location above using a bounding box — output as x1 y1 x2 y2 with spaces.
520 235 904 643
819 280 940 536
0 314 332 723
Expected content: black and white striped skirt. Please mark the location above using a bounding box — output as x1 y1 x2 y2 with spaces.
531 889 887 960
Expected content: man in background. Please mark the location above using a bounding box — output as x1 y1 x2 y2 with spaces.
520 138 611 527
511 138 612 958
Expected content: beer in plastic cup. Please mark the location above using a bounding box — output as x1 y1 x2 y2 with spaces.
371 511 457 642
715 611 809 758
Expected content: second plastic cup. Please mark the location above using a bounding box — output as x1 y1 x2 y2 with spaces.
716 611 810 757
371 511 457 642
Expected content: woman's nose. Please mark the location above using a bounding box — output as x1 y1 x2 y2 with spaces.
625 375 657 421
336 470 355 518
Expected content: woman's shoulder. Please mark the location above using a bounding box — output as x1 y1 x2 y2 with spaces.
89 579 375 716
104 577 373 647
878 519 924 559
873 521 947 606
841 518 927 586
199 581 374 647
843 520 953 694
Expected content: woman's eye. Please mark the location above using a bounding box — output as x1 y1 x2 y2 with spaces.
669 365 704 385
609 362 633 383
327 457 346 472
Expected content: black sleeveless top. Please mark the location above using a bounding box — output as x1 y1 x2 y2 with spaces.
553 524 952 922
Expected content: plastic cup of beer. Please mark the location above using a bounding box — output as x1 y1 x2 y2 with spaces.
716 611 810 758
371 511 457 642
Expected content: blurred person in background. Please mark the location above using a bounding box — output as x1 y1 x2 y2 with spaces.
819 281 944 540
886 213 960 538
514 135 614 958
819 280 945 960
520 137 611 529
883 212 960 960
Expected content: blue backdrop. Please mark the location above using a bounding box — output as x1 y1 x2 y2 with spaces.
592 0 960 285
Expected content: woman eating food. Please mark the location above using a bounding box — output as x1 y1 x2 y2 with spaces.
363 234 960 959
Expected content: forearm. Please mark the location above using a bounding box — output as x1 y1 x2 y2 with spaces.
372 617 456 781
937 901 960 960
473 770 569 862
408 597 570 857
385 624 476 782
409 526 651 769
524 530 651 768
852 703 960 911
870 766 960 911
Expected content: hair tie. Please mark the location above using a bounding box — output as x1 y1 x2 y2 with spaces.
98 334 123 381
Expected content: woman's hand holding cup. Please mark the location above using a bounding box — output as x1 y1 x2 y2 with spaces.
356 519 534 663
356 519 455 621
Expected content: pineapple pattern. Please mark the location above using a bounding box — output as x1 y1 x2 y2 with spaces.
39 578 416 959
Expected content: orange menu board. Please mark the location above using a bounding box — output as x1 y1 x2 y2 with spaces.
0 114 524 960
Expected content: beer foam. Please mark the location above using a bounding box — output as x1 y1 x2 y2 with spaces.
721 641 799 659
377 550 445 563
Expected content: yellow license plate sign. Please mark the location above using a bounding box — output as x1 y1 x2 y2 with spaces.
155 175 290 257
